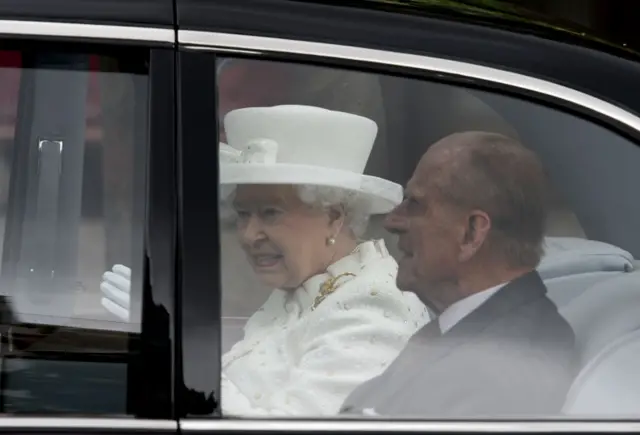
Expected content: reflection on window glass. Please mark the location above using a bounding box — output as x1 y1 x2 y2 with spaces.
0 49 147 414
213 56 640 419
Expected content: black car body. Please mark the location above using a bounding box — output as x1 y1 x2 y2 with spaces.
0 0 637 433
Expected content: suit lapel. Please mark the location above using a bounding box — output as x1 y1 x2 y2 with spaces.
404 271 547 366
376 272 549 407
452 270 548 334
344 271 550 413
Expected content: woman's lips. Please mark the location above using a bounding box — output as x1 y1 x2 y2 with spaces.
252 254 282 268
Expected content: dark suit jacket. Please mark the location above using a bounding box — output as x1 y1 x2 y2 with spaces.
340 271 576 417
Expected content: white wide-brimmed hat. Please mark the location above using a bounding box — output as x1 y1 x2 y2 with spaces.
219 105 402 214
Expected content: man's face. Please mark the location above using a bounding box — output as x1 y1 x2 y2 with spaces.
384 149 466 310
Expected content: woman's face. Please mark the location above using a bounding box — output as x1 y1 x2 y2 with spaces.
232 184 340 289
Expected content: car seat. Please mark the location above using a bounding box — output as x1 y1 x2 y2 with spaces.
563 328 640 416
559 271 640 367
541 237 634 307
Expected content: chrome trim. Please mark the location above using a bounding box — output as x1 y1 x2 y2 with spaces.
0 20 173 43
0 418 177 430
181 420 640 432
179 31 640 134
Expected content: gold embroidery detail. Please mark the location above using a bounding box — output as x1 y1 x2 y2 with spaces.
311 272 356 310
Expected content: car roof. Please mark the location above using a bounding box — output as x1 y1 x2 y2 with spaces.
292 0 640 61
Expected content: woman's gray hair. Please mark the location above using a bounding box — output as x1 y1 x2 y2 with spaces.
219 184 371 237
296 184 370 238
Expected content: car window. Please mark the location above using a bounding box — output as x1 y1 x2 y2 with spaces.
206 54 640 419
0 47 147 414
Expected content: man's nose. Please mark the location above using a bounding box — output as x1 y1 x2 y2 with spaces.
383 207 407 235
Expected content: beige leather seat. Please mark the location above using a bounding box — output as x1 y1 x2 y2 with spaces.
563 328 640 416
560 271 640 367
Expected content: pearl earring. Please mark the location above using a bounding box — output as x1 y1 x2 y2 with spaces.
327 237 336 246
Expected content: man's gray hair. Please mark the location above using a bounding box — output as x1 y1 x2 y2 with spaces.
433 131 548 268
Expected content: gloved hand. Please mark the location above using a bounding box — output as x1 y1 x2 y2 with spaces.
100 264 131 321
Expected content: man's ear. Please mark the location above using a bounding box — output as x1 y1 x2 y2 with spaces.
458 210 491 262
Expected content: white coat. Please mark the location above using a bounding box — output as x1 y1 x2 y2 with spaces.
221 239 430 416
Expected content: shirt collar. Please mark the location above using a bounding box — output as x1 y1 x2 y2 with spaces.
438 282 507 334
292 239 391 310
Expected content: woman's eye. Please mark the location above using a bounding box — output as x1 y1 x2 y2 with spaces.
235 210 250 220
260 207 282 220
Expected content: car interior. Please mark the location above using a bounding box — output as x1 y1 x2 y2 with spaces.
219 66 640 416
0 51 636 415
0 52 142 414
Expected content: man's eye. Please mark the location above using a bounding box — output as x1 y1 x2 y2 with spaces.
403 196 421 213
260 207 282 219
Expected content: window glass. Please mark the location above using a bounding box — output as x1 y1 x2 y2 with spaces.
0 48 147 414
214 56 640 419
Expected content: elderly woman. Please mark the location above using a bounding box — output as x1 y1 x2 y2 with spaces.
100 105 430 416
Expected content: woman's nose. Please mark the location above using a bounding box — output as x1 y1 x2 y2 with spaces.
238 215 266 244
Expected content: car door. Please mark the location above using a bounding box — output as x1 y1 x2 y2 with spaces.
175 0 640 431
0 0 179 433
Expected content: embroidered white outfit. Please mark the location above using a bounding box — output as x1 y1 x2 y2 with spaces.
221 239 429 416
101 105 424 416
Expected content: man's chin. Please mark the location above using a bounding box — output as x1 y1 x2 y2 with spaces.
395 270 418 293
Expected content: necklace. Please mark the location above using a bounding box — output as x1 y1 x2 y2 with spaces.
311 272 356 311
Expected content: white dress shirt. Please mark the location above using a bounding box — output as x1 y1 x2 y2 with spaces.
438 282 507 334
221 239 430 416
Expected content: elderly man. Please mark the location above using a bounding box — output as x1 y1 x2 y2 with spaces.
340 131 576 417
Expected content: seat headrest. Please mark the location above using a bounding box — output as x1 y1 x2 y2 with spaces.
563 329 640 416
539 237 634 280
544 271 624 308
559 271 640 364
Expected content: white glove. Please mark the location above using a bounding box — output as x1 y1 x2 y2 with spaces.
100 264 131 321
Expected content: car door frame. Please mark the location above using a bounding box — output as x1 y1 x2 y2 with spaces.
0 13 180 435
175 0 640 432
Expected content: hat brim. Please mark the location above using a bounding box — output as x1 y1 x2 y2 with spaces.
220 163 402 214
